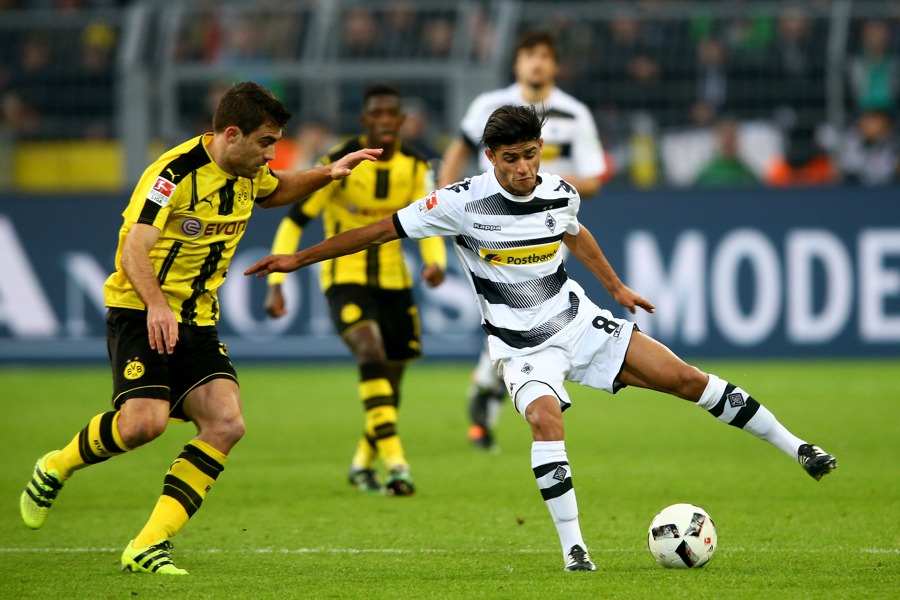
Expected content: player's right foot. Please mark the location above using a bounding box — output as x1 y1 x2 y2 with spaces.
385 464 415 497
20 451 64 529
121 539 188 575
347 466 382 493
797 444 837 481
564 544 597 571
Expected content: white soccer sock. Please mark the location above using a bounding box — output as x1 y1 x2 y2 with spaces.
698 374 805 458
532 440 585 557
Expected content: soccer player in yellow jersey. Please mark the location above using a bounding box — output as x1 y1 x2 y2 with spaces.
264 83 447 496
18 81 380 574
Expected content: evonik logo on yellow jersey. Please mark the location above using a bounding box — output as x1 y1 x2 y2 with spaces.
480 242 561 266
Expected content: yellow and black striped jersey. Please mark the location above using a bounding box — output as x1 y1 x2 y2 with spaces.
269 136 445 290
103 133 280 325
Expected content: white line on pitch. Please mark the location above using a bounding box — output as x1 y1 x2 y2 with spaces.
0 547 897 555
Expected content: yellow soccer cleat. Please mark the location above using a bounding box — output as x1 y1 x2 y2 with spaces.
20 451 64 530
121 540 189 575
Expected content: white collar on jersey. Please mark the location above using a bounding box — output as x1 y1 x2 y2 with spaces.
488 167 543 202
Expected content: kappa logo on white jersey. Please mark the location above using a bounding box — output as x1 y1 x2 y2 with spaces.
147 176 176 208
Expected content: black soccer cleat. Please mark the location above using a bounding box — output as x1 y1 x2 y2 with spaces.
347 466 383 493
797 444 837 481
564 544 597 571
385 465 415 497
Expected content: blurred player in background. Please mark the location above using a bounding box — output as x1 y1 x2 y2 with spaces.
18 82 379 574
264 83 446 496
246 104 837 572
439 29 607 452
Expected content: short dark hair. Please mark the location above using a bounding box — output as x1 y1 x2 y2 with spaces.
363 82 401 104
514 29 559 62
481 105 545 151
213 81 292 134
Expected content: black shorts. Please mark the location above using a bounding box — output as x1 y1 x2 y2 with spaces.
324 284 421 362
106 307 238 421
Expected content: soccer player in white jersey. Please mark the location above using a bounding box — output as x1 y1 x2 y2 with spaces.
440 29 608 451
246 105 837 572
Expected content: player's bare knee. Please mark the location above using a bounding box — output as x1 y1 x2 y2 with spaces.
674 364 708 400
525 398 564 441
118 414 167 447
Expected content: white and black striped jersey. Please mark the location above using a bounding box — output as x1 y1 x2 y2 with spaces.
459 83 607 180
393 169 590 359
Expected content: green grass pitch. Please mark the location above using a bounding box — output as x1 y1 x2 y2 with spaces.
1 360 897 599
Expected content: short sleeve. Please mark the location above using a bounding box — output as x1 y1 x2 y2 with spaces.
254 165 281 202
127 174 183 229
565 189 582 235
395 188 463 240
572 107 607 179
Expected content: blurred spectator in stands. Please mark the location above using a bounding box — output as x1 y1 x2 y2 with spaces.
593 10 669 125
340 8 379 59
838 109 899 186
694 118 759 187
466 5 496 63
174 5 223 62
688 37 729 126
765 123 838 187
848 19 898 114
380 1 421 58
422 17 455 59
67 21 115 138
541 13 592 87
269 116 335 171
398 97 441 170
766 8 826 128
1 32 58 137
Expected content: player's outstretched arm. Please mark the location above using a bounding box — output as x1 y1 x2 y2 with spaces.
563 224 655 315
245 216 400 278
258 147 383 208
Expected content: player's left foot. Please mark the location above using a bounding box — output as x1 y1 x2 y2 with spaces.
20 451 64 530
564 544 597 571
385 464 415 497
347 466 382 493
797 444 837 481
121 539 189 575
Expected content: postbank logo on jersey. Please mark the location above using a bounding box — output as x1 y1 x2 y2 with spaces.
147 176 176 208
480 242 560 266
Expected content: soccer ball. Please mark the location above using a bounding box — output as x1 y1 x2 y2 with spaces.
647 503 717 568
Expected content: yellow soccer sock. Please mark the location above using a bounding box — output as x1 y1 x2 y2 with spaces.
46 411 131 480
359 365 406 470
364 403 405 470
133 439 226 548
351 435 378 469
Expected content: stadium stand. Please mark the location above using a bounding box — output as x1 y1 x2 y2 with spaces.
0 0 897 191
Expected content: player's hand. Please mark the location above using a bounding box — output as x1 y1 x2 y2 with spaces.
244 254 301 278
146 302 178 354
265 284 287 318
421 264 445 288
329 148 382 180
613 286 655 315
